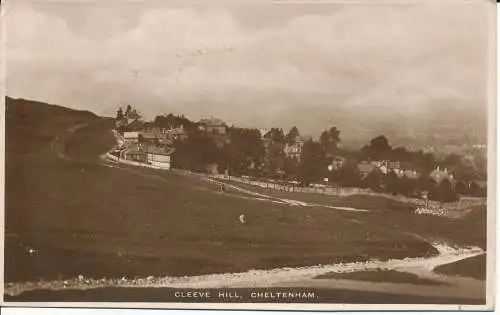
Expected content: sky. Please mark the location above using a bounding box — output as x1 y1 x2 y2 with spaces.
4 0 495 140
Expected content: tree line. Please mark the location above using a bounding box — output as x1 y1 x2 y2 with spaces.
116 108 486 202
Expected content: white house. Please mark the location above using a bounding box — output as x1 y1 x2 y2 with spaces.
146 146 175 170
123 131 139 144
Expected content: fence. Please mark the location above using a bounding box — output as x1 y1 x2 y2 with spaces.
105 152 167 170
204 173 485 211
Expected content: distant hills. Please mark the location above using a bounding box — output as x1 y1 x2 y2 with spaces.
5 96 487 153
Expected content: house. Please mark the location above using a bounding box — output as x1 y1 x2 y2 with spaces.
125 118 145 132
198 118 229 148
284 136 306 161
329 156 346 170
139 131 173 146
429 166 455 184
259 128 271 139
394 169 420 180
198 118 227 135
168 125 188 141
122 144 146 162
357 162 375 178
370 160 400 174
146 146 175 170
123 132 140 144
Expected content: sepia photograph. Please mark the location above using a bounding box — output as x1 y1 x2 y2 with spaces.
1 0 496 310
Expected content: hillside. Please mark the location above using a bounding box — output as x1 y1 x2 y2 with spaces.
4 97 441 283
6 97 99 157
3 97 486 304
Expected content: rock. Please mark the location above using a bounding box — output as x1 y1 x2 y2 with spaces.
239 214 246 224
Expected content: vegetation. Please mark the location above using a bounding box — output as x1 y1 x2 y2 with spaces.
433 254 486 280
315 269 446 286
112 106 487 203
5 97 486 291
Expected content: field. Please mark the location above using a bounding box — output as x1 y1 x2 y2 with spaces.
434 254 487 280
315 269 445 286
3 97 488 303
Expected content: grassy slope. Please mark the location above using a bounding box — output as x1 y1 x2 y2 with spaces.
220 180 487 250
434 254 487 280
315 269 445 286
4 97 484 284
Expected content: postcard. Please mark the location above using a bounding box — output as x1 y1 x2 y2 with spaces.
0 0 496 311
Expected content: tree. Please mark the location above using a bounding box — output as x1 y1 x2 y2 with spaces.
298 140 326 185
285 126 300 145
319 126 341 155
384 171 401 194
417 174 436 193
333 162 362 187
400 177 418 197
265 128 285 144
225 127 265 176
125 104 132 117
116 107 124 120
172 134 221 172
363 135 391 160
430 178 458 202
362 170 383 191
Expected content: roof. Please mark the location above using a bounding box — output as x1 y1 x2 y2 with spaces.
140 131 169 139
170 126 187 135
146 146 175 156
123 132 139 139
126 118 144 131
123 145 145 155
357 162 375 174
198 118 225 126
395 169 419 179
429 169 454 183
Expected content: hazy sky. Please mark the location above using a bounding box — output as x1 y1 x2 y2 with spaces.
4 0 495 138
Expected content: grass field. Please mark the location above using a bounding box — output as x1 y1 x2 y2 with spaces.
4 97 487 290
434 254 487 280
314 269 445 286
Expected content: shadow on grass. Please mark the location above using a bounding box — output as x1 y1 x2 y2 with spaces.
315 269 447 286
434 254 486 280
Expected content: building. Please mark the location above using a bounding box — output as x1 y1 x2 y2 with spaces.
146 146 175 170
123 132 140 144
357 162 375 178
284 136 306 161
198 118 227 135
394 169 420 180
122 144 146 162
330 156 346 170
168 125 188 141
429 166 455 184
139 131 173 146
122 143 174 170
258 128 271 139
370 160 400 174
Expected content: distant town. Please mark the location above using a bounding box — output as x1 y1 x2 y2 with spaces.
109 104 487 204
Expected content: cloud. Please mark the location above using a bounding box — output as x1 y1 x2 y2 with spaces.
5 0 493 136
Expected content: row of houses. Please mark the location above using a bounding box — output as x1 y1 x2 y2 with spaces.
115 114 234 169
355 160 487 192
356 160 450 182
